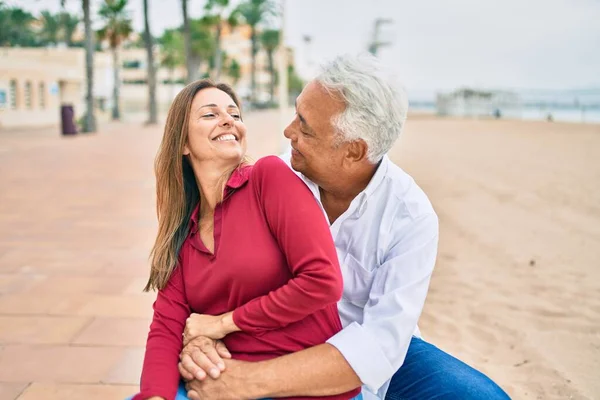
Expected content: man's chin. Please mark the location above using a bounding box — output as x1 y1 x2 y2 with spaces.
290 158 305 174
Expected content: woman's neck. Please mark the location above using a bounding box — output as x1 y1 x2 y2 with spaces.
193 160 236 216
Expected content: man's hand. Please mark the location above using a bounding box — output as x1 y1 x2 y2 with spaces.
185 359 251 400
179 335 232 381
184 312 240 342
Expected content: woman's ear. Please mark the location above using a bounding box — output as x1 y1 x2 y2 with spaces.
182 142 190 156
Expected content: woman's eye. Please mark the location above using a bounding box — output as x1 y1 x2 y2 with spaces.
231 114 241 119
202 113 215 118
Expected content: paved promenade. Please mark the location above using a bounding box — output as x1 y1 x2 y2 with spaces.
0 112 285 399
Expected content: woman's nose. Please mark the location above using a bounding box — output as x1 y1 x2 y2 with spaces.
220 113 234 126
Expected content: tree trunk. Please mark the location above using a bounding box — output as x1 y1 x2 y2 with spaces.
144 0 158 124
169 68 176 100
250 27 257 104
111 46 120 120
82 0 96 132
182 0 194 82
213 21 222 81
267 50 274 103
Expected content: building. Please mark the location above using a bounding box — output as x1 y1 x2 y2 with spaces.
0 23 295 130
436 88 521 119
0 47 112 130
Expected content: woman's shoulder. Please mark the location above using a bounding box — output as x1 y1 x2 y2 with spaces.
251 156 293 177
249 156 303 188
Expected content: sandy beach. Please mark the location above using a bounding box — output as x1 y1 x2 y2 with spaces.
397 115 600 399
0 111 598 399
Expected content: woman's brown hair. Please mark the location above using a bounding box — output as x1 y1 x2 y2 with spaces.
145 79 242 291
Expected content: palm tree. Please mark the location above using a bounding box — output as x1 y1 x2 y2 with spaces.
60 12 80 47
159 29 184 98
0 4 37 47
59 0 94 131
82 0 96 132
187 18 215 80
181 0 194 82
233 0 276 104
227 58 241 87
97 0 133 120
40 11 61 46
203 0 240 81
260 29 279 103
143 0 157 124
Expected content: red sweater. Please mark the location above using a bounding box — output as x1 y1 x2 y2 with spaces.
135 156 360 400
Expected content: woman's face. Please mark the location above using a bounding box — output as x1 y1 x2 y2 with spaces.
183 87 247 166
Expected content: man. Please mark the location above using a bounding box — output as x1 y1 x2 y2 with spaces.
178 54 509 399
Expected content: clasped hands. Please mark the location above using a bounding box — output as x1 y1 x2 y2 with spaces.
179 312 246 399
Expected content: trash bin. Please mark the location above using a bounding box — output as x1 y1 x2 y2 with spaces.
60 104 78 135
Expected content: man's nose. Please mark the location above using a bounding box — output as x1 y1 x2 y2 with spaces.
284 123 295 140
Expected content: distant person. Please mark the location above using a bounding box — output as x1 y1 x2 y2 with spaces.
180 54 510 399
547 113 554 122
494 108 502 119
129 79 361 400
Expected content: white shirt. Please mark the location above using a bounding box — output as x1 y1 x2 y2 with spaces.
281 153 439 400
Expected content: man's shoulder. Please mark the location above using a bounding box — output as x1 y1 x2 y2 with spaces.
381 159 436 221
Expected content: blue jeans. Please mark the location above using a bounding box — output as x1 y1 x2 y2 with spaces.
385 337 510 399
126 382 188 400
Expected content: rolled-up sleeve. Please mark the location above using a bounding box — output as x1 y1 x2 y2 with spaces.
327 213 439 393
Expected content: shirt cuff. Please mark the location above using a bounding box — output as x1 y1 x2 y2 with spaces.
326 321 395 393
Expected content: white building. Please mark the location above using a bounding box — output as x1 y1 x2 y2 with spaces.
436 88 521 119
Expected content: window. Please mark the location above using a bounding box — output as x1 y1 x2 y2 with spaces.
9 80 17 109
24 81 32 109
123 60 142 69
39 82 46 109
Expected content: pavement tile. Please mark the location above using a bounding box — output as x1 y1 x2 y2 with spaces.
17 383 138 400
0 316 91 345
0 345 125 383
26 275 133 295
0 382 29 400
103 347 145 385
72 317 150 347
74 294 155 319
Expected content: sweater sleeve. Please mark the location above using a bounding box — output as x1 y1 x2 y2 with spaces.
133 262 191 400
232 156 343 334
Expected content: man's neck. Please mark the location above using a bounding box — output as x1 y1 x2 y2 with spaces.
318 163 377 225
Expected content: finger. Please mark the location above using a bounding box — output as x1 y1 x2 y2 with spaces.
190 347 222 379
180 353 207 381
216 340 232 359
178 362 194 382
187 389 201 400
202 343 226 371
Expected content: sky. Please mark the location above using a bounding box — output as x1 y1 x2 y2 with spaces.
15 0 600 100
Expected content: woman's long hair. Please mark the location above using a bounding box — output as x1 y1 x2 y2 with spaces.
145 80 242 291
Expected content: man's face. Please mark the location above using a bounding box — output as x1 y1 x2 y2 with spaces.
284 81 347 186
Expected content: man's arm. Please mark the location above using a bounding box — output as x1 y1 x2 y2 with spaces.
186 343 361 400
184 213 439 398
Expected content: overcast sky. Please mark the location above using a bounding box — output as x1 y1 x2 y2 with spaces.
17 0 600 99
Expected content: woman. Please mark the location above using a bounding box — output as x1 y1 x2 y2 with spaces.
131 80 361 400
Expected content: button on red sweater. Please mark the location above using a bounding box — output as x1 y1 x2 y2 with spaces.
135 156 360 400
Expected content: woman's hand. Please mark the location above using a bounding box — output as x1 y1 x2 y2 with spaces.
184 312 240 343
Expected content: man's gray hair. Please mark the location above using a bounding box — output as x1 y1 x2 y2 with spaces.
315 53 409 163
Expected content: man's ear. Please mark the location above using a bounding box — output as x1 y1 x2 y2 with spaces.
345 139 368 163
